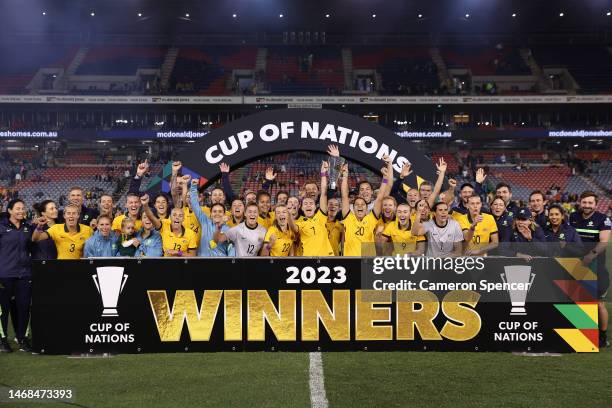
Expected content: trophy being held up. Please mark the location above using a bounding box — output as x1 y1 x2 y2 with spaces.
326 144 345 190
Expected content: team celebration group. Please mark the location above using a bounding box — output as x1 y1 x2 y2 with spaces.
0 145 610 351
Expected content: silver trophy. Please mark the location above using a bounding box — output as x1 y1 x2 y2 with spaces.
501 265 535 316
92 266 128 317
328 155 346 190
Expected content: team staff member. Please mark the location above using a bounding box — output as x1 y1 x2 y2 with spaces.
187 180 234 257
98 194 115 218
84 215 119 257
490 196 513 242
543 204 583 257
341 153 392 256
215 203 267 257
412 202 464 257
58 186 99 226
505 208 547 261
143 202 197 257
378 203 426 256
135 212 163 257
112 194 142 233
451 168 487 220
529 190 548 227
0 199 33 353
33 204 93 259
261 205 295 256
495 182 520 218
569 191 611 347
459 195 499 256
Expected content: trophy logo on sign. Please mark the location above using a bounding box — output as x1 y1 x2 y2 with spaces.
92 267 128 317
501 265 535 316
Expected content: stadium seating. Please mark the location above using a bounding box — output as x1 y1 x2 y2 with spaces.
0 43 78 93
171 46 257 95
441 46 530 75
265 47 344 95
352 46 439 94
530 46 612 93
76 47 167 76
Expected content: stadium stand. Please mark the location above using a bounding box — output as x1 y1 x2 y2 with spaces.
530 46 612 93
75 46 167 76
352 46 439 95
0 43 77 94
171 46 257 95
441 46 531 75
265 46 344 95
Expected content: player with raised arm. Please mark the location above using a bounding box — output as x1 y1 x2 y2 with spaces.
326 197 344 256
141 193 197 257
288 147 335 257
188 178 234 257
341 150 392 256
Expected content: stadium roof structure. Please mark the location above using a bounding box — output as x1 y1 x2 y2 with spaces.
2 0 611 36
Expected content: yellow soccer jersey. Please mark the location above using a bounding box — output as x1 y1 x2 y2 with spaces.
257 212 276 230
264 225 295 256
451 210 466 222
183 207 202 244
112 214 142 233
341 211 379 256
326 219 343 256
382 221 427 255
226 216 242 228
160 219 198 256
47 223 93 259
295 209 334 257
376 216 394 231
458 213 498 249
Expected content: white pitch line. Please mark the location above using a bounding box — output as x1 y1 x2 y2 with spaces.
309 352 329 408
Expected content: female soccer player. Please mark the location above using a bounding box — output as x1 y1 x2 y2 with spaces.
340 152 392 256
261 205 295 256
188 178 234 257
33 204 93 259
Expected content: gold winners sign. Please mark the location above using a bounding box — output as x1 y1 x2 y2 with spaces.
31 258 599 354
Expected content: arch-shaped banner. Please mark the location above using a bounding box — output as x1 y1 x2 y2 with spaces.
147 109 437 191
